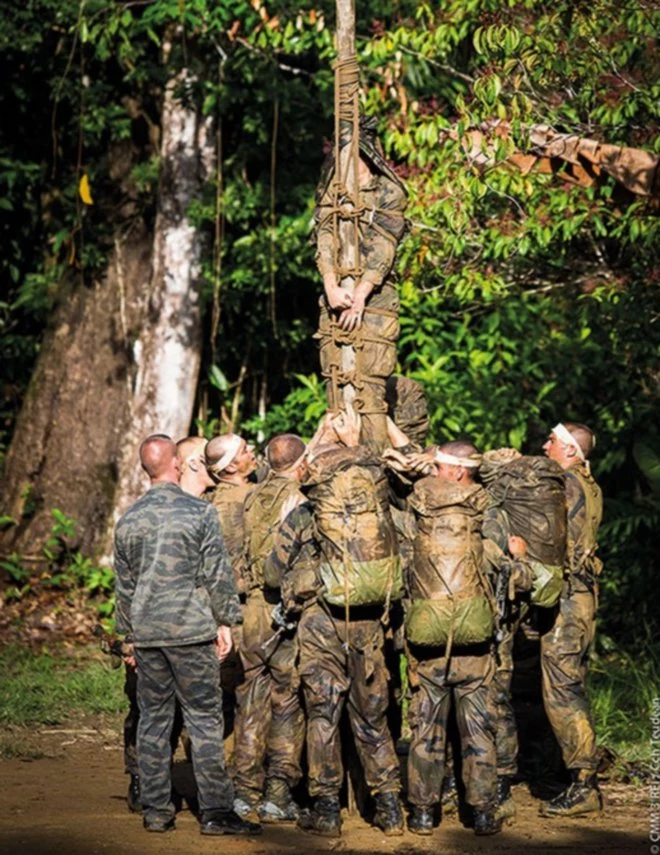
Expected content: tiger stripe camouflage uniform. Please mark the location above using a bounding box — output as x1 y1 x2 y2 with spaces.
114 482 241 826
541 461 603 773
265 502 401 802
232 473 305 804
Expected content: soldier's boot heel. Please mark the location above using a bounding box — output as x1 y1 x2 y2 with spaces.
408 805 434 836
495 775 516 825
441 774 459 816
372 792 404 836
127 774 141 813
473 808 503 836
297 796 342 837
540 771 603 818
258 777 300 823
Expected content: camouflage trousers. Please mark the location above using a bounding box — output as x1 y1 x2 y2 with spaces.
541 589 598 771
134 642 233 823
233 590 304 797
122 662 183 776
407 644 497 810
298 602 401 799
492 601 529 777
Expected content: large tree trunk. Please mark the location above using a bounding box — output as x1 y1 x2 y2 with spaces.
111 68 214 531
0 66 214 562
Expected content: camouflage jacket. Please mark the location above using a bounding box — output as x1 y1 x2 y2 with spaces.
114 482 241 646
315 172 407 290
565 462 603 591
263 502 322 613
212 480 254 595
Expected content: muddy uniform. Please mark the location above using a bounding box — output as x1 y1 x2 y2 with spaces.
266 448 402 801
541 462 603 772
405 477 499 813
232 474 305 802
114 482 240 826
211 480 255 741
315 131 407 440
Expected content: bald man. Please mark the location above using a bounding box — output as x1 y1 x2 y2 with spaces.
113 435 260 837
539 422 603 817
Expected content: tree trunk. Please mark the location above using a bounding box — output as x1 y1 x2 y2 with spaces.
110 68 214 532
0 67 214 562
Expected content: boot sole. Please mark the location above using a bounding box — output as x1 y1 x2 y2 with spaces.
200 827 263 836
298 826 341 838
540 805 602 818
408 827 433 836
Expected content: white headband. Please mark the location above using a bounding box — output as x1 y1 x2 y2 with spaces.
552 423 585 462
207 434 242 475
434 450 481 468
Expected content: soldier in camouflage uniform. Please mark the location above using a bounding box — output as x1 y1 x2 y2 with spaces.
113 435 259 836
402 441 503 837
315 117 407 441
540 422 603 817
205 434 258 751
231 434 307 823
265 410 404 838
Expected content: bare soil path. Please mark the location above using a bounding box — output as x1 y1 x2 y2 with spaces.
0 722 648 855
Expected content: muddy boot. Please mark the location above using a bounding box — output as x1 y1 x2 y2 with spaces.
441 774 459 816
372 792 404 836
473 807 503 836
298 795 342 837
540 771 603 817
408 805 433 836
233 789 260 820
200 809 262 836
495 775 516 823
127 774 141 813
258 777 300 823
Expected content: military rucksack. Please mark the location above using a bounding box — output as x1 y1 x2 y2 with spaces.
405 477 495 647
304 447 403 608
481 453 567 608
243 474 302 591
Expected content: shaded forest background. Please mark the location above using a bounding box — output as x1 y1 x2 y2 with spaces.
0 0 658 658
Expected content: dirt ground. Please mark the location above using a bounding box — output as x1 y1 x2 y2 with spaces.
0 721 648 855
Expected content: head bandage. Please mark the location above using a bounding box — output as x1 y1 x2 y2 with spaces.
552 423 585 462
207 434 242 475
434 450 481 468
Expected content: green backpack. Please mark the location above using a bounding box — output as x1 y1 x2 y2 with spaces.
305 448 403 608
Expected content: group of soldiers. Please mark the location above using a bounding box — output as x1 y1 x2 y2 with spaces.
113 389 604 839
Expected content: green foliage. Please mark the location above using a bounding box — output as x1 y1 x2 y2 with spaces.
589 639 660 762
2 510 114 613
0 645 124 727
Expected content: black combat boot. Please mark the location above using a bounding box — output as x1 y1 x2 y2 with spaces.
408 805 433 835
258 777 300 822
127 774 141 813
372 792 404 836
297 795 342 837
200 809 262 836
540 770 603 817
441 774 459 816
473 807 503 836
495 775 516 823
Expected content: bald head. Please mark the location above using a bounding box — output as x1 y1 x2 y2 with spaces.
267 434 306 473
435 439 481 483
563 422 596 458
140 434 177 480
